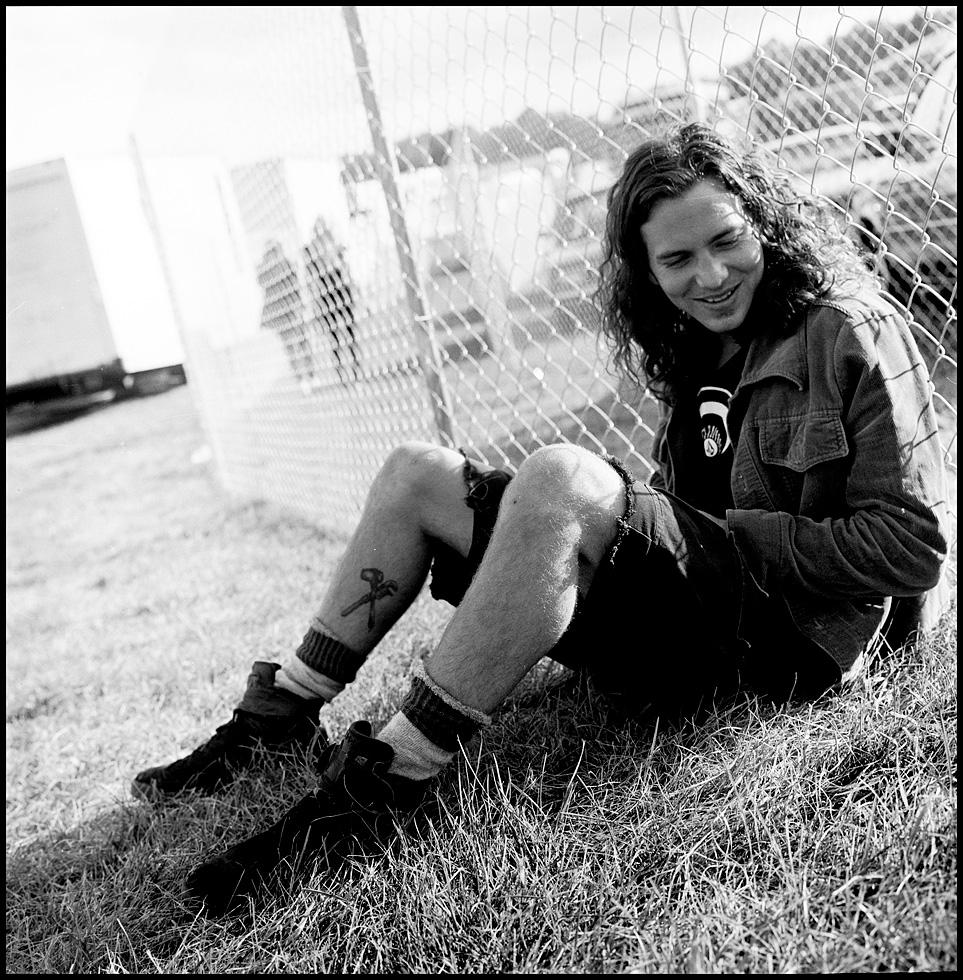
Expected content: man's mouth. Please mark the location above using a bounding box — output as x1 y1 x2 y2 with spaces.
698 284 739 305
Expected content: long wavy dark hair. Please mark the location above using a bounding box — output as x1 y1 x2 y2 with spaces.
596 122 875 403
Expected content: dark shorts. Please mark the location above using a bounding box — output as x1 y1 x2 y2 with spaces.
428 455 842 720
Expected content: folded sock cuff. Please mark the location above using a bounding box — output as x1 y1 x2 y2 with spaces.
379 711 455 781
296 624 366 683
399 661 492 753
276 656 346 702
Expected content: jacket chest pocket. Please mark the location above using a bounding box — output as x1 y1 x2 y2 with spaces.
743 410 850 511
756 410 849 472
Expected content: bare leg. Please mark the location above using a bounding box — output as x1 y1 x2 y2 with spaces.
180 445 631 915
425 445 626 713
312 442 474 654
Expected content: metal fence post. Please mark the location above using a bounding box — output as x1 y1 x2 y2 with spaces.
341 5 457 448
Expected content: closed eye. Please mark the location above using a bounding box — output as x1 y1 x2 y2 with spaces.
656 229 745 267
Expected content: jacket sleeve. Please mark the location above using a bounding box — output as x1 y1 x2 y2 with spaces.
726 310 949 599
646 404 670 490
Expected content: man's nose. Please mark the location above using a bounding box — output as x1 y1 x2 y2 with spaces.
693 253 727 289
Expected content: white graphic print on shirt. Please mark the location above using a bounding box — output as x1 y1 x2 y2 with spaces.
697 385 734 458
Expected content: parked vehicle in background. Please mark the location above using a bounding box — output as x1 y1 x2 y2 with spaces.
766 117 955 332
6 156 186 409
844 53 957 349
723 47 956 367
850 152 956 342
760 120 904 204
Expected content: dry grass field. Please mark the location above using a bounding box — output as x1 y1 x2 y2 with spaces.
5 385 957 973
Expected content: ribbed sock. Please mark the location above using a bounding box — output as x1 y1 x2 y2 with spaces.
379 661 492 781
274 622 366 703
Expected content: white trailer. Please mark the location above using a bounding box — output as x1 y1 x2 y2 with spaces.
5 155 185 405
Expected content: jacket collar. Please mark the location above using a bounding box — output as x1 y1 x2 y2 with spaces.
735 314 808 395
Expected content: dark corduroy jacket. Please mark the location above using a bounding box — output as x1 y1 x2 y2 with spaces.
650 287 952 672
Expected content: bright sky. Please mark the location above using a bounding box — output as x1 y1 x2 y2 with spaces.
6 5 930 171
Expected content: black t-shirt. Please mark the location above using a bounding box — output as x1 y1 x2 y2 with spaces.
669 344 748 518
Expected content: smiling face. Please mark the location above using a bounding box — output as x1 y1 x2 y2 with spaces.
641 179 765 337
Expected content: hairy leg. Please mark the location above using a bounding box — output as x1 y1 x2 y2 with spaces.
312 442 474 654
425 445 627 713
180 445 629 911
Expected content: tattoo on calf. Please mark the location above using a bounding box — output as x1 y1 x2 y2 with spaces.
340 567 399 630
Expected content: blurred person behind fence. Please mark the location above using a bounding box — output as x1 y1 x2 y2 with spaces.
132 121 951 917
303 216 362 387
256 240 314 388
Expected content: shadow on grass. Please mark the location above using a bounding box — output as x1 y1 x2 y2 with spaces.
6 653 819 974
460 666 781 805
4 742 326 972
5 801 188 972
0 676 664 968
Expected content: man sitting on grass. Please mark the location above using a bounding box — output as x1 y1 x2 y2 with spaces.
131 122 951 917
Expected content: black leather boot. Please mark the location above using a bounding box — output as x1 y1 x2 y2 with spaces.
131 662 326 802
185 720 428 916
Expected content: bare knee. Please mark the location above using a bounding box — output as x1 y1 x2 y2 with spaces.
503 445 627 563
513 444 625 506
375 441 460 502
372 442 474 550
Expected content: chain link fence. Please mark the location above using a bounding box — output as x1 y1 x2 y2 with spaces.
131 6 957 541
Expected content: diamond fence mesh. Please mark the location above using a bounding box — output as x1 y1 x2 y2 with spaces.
132 6 957 547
